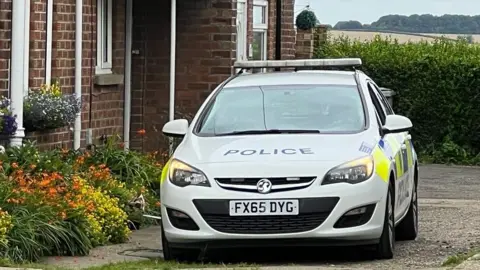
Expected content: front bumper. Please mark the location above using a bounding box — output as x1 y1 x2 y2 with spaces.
161 175 388 248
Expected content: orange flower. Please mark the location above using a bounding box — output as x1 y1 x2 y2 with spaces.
68 201 77 208
48 188 57 196
30 164 37 170
155 201 161 207
18 178 27 187
39 180 51 187
98 164 106 169
11 163 18 169
7 198 18 204
72 182 80 190
137 129 146 135
76 156 85 164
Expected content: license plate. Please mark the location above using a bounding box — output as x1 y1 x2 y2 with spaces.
229 200 299 216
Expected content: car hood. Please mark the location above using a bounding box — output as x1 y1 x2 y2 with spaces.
174 132 377 165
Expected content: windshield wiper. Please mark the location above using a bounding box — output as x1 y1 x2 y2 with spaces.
216 129 320 136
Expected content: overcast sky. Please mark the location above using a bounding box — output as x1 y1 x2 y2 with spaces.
294 0 480 25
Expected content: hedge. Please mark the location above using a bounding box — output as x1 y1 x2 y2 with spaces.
315 35 480 164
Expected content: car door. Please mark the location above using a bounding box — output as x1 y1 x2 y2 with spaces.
367 81 413 219
366 81 411 221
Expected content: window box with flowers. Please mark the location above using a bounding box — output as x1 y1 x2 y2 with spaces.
23 81 82 132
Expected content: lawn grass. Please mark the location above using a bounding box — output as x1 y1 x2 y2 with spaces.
1 259 258 270
442 247 480 267
84 260 258 270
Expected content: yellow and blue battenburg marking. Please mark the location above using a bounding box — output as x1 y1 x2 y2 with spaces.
160 158 172 184
359 140 389 182
363 134 415 183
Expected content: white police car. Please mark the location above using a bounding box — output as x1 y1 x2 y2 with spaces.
159 59 418 261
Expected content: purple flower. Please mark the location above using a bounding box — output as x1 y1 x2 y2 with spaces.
1 114 17 135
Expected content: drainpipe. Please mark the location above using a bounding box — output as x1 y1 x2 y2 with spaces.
169 0 176 153
10 0 27 147
23 0 30 96
123 0 133 150
45 0 53 85
74 0 83 149
274 0 282 71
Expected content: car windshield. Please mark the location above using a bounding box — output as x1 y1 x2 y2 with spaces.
196 84 366 136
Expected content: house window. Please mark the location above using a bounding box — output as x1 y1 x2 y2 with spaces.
96 0 112 74
236 0 248 61
252 0 268 73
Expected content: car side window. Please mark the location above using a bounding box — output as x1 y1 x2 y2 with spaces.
369 82 394 115
367 82 387 125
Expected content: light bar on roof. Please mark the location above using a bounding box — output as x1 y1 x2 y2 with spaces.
233 58 362 69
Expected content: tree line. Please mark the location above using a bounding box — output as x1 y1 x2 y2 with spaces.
333 14 480 34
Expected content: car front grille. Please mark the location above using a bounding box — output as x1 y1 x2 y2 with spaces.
200 213 330 234
193 197 339 234
214 177 316 193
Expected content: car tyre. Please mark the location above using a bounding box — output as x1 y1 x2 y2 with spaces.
396 171 419 241
161 224 198 262
374 181 395 259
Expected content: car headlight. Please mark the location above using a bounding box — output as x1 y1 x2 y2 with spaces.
168 159 210 187
322 156 374 185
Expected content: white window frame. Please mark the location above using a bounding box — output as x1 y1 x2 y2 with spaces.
96 0 113 75
253 0 268 72
236 0 248 62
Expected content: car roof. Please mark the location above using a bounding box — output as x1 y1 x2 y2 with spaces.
224 70 358 89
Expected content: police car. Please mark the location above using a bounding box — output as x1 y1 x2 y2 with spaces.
159 58 418 261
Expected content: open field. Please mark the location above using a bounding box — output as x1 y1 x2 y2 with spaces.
329 30 480 43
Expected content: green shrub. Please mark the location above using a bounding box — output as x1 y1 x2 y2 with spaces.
296 10 317 30
316 35 480 164
86 135 163 189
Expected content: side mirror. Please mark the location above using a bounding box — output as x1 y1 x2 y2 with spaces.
382 115 412 134
162 119 189 137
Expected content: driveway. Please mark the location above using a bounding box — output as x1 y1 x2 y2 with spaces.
225 164 480 269
171 165 480 269
43 164 480 269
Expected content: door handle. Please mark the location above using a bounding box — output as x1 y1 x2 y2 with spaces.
401 143 407 150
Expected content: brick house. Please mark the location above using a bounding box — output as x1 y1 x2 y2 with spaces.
0 0 299 152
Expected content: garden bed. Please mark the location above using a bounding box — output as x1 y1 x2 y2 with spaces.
0 135 166 264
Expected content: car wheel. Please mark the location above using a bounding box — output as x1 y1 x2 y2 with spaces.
161 224 198 262
374 181 395 259
396 172 419 241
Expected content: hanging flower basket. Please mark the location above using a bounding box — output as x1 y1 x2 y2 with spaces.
23 81 82 132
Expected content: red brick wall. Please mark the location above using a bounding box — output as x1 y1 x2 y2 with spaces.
130 0 236 152
245 0 295 61
266 0 296 60
24 0 125 150
0 0 12 98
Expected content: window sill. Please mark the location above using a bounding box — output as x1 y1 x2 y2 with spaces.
94 73 124 86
